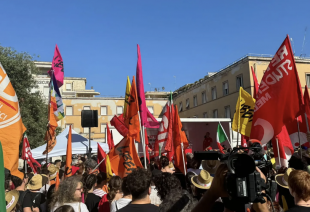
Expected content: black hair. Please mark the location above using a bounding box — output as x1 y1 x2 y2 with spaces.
140 157 149 169
59 169 64 179
54 160 61 165
46 184 56 211
11 175 23 187
160 156 169 168
127 168 152 200
289 156 304 170
153 172 182 201
54 205 75 212
97 172 107 185
185 172 196 195
194 187 208 201
121 177 131 196
83 174 97 199
188 157 201 170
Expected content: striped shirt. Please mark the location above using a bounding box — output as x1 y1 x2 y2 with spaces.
93 189 106 198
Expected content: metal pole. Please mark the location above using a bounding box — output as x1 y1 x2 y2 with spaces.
236 131 239 148
142 126 147 169
93 158 106 171
276 138 282 167
88 127 91 158
305 113 310 146
297 121 303 159
181 142 186 175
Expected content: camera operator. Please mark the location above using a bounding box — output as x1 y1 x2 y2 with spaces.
192 164 270 212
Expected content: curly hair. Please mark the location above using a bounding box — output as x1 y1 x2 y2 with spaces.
49 176 83 210
121 177 131 196
127 168 152 200
185 172 196 195
84 159 97 170
83 174 97 199
160 156 169 169
107 176 122 201
153 172 182 201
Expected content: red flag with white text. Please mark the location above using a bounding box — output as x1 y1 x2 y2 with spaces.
22 134 41 173
250 35 303 145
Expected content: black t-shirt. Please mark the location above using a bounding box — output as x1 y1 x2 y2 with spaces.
85 193 101 212
22 191 45 209
287 206 310 212
118 204 159 212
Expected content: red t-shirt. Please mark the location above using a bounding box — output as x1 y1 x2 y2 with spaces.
203 137 213 150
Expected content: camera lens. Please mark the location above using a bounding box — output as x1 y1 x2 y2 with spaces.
227 154 255 177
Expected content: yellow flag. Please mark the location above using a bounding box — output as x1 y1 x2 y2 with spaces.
106 155 113 181
123 76 131 118
232 87 256 137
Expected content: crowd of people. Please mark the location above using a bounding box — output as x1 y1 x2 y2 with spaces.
4 139 310 212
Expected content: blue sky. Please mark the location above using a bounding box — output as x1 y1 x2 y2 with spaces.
1 1 310 96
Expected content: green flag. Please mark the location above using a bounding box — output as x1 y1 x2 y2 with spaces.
0 142 6 212
216 123 230 152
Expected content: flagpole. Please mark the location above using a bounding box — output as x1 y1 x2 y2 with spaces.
137 111 147 169
219 121 231 147
181 142 186 175
276 138 282 167
297 120 303 159
93 158 106 171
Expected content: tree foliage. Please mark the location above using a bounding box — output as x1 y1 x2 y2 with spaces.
0 46 48 148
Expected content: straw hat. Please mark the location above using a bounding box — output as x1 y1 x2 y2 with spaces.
201 160 220 174
191 169 213 189
275 168 295 189
27 174 48 190
48 164 59 180
169 161 175 171
5 190 19 212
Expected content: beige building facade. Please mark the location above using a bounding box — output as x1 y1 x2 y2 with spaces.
173 54 310 120
33 62 168 143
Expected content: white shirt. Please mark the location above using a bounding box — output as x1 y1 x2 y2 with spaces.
187 168 201 176
51 202 89 212
110 198 131 212
150 186 162 206
40 184 50 193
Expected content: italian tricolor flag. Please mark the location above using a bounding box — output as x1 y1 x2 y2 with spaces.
216 123 229 153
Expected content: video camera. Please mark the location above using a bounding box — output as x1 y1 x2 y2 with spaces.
194 142 277 211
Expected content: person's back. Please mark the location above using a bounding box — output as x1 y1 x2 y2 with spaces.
118 168 159 212
110 177 132 212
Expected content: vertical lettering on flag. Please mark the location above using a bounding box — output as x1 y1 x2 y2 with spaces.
250 35 304 145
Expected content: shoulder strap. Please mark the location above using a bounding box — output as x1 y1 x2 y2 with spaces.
115 201 118 211
18 190 30 206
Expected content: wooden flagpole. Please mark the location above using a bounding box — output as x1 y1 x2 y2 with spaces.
297 120 303 159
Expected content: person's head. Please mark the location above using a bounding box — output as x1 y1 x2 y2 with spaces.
27 174 48 191
50 175 84 209
154 172 182 201
84 159 97 174
5 190 20 212
11 175 28 188
54 160 61 168
185 171 197 195
288 156 304 170
288 170 310 202
107 176 123 201
76 163 85 176
54 205 75 212
121 177 131 197
96 172 107 188
83 174 97 198
127 168 152 201
160 156 169 169
189 157 201 170
206 132 210 138
48 164 59 181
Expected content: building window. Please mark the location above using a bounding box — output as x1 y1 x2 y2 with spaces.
101 123 107 133
66 106 73 116
236 75 243 90
117 106 123 115
193 96 198 107
43 86 49 97
66 83 72 91
65 124 73 129
186 99 190 109
202 92 207 104
179 102 183 112
213 109 218 118
211 87 217 100
147 106 154 115
203 112 208 118
83 106 91 110
306 74 310 87
223 81 229 96
101 106 107 116
225 106 231 118
84 127 89 133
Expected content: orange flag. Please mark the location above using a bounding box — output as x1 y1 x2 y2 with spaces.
108 136 142 178
173 105 189 175
0 63 25 179
55 172 60 191
64 126 72 178
124 76 140 142
43 104 57 154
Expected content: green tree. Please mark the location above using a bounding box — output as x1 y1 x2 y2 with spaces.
0 46 49 148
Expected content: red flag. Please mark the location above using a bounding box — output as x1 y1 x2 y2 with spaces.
48 45 64 88
111 130 115 149
173 105 189 174
251 66 259 99
97 143 107 173
250 35 304 145
106 124 114 151
144 129 150 162
64 126 72 178
271 126 294 168
304 86 310 120
124 77 140 142
136 44 160 128
110 114 129 137
241 135 248 147
22 134 41 173
286 117 309 148
108 136 142 178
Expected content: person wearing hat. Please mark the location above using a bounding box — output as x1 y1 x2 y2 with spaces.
24 174 48 212
275 168 296 210
6 190 20 212
48 164 60 185
191 169 213 201
201 160 220 176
